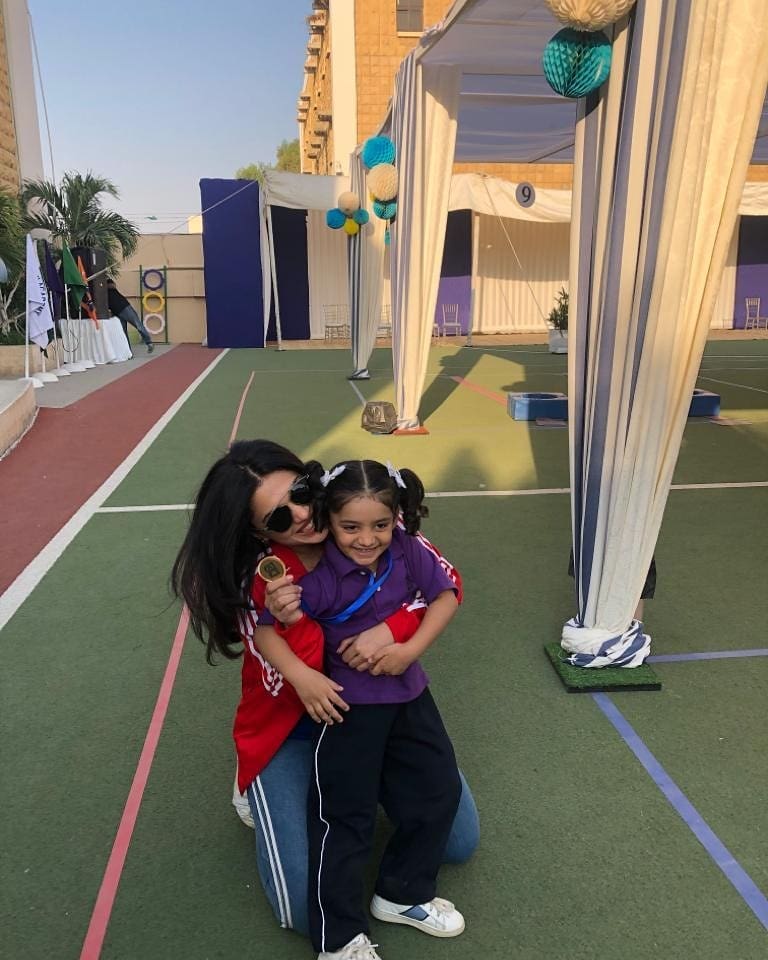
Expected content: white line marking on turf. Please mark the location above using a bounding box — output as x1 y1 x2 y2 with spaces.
426 481 767 498
98 479 768 514
97 504 194 513
0 349 229 632
348 380 367 406
698 376 768 395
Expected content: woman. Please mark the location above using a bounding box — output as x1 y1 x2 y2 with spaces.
171 440 479 939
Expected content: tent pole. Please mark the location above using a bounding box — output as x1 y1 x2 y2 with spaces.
467 210 479 346
266 205 284 351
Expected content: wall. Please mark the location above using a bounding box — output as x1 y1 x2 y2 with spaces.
3 0 43 184
0 5 18 191
734 216 768 328
354 0 449 143
300 2 334 174
118 234 206 344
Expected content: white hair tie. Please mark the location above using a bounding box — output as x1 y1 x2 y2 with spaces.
320 464 347 487
386 461 406 489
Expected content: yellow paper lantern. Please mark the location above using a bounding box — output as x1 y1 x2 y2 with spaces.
343 218 360 236
544 0 636 31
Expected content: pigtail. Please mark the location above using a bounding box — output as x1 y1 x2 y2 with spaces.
397 467 428 534
304 459 329 531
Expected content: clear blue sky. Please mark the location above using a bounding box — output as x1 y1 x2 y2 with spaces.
28 0 308 232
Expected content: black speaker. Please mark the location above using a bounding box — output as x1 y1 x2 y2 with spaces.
70 246 109 319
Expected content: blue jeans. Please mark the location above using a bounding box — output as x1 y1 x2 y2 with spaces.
117 304 152 347
247 737 479 936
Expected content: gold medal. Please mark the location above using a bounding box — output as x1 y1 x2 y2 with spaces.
257 555 287 582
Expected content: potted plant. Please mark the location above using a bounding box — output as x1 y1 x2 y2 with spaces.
547 286 568 354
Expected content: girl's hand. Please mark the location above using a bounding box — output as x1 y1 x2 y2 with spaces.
338 623 394 671
264 575 303 626
368 644 415 677
292 667 349 724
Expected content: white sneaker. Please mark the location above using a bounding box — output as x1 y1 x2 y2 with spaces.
370 894 465 938
318 932 381 959
232 776 254 829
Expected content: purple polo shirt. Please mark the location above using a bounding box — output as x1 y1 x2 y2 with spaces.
262 528 457 704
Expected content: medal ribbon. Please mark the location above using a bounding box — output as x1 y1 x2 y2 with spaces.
302 551 394 625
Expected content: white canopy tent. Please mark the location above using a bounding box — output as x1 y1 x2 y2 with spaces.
380 0 768 667
258 166 768 350
260 171 352 347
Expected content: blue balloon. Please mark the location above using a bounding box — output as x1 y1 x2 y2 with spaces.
352 208 370 225
542 28 611 99
362 135 396 169
326 207 346 229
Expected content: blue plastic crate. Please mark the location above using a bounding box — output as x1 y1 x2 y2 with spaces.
508 392 568 421
688 389 720 417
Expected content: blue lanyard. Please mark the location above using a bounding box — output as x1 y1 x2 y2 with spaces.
303 551 394 625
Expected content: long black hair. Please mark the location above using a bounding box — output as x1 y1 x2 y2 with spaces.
171 440 309 664
313 459 428 534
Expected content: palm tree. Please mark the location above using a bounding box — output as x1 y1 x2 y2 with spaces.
21 171 140 267
0 188 25 338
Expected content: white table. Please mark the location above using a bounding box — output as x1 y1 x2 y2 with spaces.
66 317 132 365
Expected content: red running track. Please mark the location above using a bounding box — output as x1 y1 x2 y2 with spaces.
0 345 222 595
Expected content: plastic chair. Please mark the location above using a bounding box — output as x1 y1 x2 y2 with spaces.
744 297 767 330
441 303 461 337
377 303 392 338
323 304 350 340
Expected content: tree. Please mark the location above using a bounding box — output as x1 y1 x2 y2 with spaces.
275 138 300 173
235 138 301 184
235 162 271 185
0 189 26 340
20 171 140 269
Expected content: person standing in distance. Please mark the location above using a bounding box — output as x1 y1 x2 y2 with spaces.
107 278 154 354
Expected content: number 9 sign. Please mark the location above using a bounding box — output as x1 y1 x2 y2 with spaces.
515 182 536 208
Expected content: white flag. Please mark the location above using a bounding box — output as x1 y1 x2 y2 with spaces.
26 234 54 350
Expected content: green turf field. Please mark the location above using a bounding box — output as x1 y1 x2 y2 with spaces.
2 342 766 959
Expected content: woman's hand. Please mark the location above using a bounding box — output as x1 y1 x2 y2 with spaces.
368 644 416 677
292 666 349 724
264 575 303 626
337 622 394 671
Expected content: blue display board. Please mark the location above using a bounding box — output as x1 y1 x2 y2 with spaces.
200 178 263 347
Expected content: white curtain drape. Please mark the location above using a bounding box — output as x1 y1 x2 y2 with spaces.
475 217 570 332
348 152 388 375
390 54 461 429
307 210 348 340
563 0 768 667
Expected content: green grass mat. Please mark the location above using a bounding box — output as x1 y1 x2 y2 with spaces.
544 642 662 692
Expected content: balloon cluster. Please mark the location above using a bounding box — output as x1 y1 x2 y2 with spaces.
326 192 370 236
362 135 397 247
541 0 636 99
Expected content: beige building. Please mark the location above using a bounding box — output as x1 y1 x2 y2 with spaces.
298 0 573 189
0 0 44 192
298 1 768 189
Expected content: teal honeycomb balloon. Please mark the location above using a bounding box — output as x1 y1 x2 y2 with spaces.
542 28 611 98
373 199 397 221
362 135 396 169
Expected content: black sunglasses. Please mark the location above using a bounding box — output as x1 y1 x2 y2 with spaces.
262 475 313 533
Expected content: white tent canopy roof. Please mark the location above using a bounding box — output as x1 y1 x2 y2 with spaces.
408 0 768 164
260 168 768 223
262 170 351 210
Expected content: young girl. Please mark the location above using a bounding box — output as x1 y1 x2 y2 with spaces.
258 459 466 960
